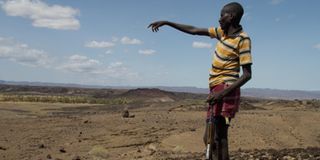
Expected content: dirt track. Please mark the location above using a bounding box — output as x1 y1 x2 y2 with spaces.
0 101 319 160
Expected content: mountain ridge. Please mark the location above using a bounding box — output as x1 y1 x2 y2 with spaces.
1 80 319 100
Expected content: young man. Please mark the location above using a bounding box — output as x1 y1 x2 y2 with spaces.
148 2 252 160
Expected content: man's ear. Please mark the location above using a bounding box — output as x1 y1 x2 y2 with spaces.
230 13 237 23
230 13 235 20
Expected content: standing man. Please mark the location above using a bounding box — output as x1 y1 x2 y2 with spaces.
148 2 252 159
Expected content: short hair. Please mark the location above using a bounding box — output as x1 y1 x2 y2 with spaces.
224 2 244 24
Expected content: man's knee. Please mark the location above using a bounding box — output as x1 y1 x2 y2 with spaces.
214 116 230 141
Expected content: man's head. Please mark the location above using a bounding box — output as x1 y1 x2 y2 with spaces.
219 2 244 31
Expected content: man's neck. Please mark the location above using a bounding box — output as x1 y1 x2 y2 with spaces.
225 24 242 37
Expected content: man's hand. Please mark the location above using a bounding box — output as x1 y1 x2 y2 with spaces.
206 91 224 105
148 21 167 32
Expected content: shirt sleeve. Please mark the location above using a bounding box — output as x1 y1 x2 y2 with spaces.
238 37 252 65
208 27 223 40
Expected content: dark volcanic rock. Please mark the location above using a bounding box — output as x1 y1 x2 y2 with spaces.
157 147 320 160
230 147 320 160
0 146 7 150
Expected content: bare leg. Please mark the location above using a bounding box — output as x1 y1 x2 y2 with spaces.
214 116 230 160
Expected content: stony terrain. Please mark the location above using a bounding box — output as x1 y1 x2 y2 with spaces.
0 87 319 160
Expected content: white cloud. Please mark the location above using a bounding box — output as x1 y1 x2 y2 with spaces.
275 17 281 22
58 55 139 81
1 0 80 30
192 41 212 49
271 0 285 5
121 36 142 45
58 54 100 73
105 50 112 54
103 62 139 81
0 37 52 67
314 43 320 50
139 49 156 55
85 41 115 48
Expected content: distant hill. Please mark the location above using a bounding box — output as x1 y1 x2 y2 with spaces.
1 80 319 100
0 83 207 104
159 87 320 100
0 80 107 89
121 88 176 98
241 88 320 100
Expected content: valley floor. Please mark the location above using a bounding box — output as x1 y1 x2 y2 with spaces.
0 101 319 160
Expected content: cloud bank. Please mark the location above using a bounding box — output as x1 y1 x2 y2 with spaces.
58 54 139 81
1 0 80 30
314 43 320 50
85 41 115 48
139 49 156 55
0 37 52 67
192 41 212 49
121 36 142 45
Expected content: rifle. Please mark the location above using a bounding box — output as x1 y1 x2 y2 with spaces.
205 101 216 160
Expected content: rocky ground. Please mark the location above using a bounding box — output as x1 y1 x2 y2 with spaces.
154 147 320 160
0 96 319 160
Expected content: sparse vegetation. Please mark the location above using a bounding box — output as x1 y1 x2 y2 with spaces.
0 84 209 105
0 94 130 105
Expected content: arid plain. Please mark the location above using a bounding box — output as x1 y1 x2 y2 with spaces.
0 86 319 160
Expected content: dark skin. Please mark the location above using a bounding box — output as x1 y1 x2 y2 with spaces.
148 7 252 103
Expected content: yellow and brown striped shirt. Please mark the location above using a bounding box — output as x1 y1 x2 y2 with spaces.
208 26 252 87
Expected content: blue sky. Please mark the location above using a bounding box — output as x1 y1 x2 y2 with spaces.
0 0 319 90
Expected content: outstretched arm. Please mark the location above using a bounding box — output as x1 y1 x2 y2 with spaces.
148 21 210 37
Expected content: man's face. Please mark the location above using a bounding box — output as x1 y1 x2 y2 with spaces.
219 7 233 31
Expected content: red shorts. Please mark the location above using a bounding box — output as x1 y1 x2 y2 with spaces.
206 83 240 119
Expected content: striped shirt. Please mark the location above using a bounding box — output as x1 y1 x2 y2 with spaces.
208 26 252 87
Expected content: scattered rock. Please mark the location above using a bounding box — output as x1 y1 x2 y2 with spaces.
59 147 66 153
230 147 320 160
88 145 109 159
38 144 45 149
122 107 129 118
121 107 136 118
83 120 89 123
46 154 52 159
147 144 157 155
120 153 127 157
0 146 7 151
72 155 81 160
